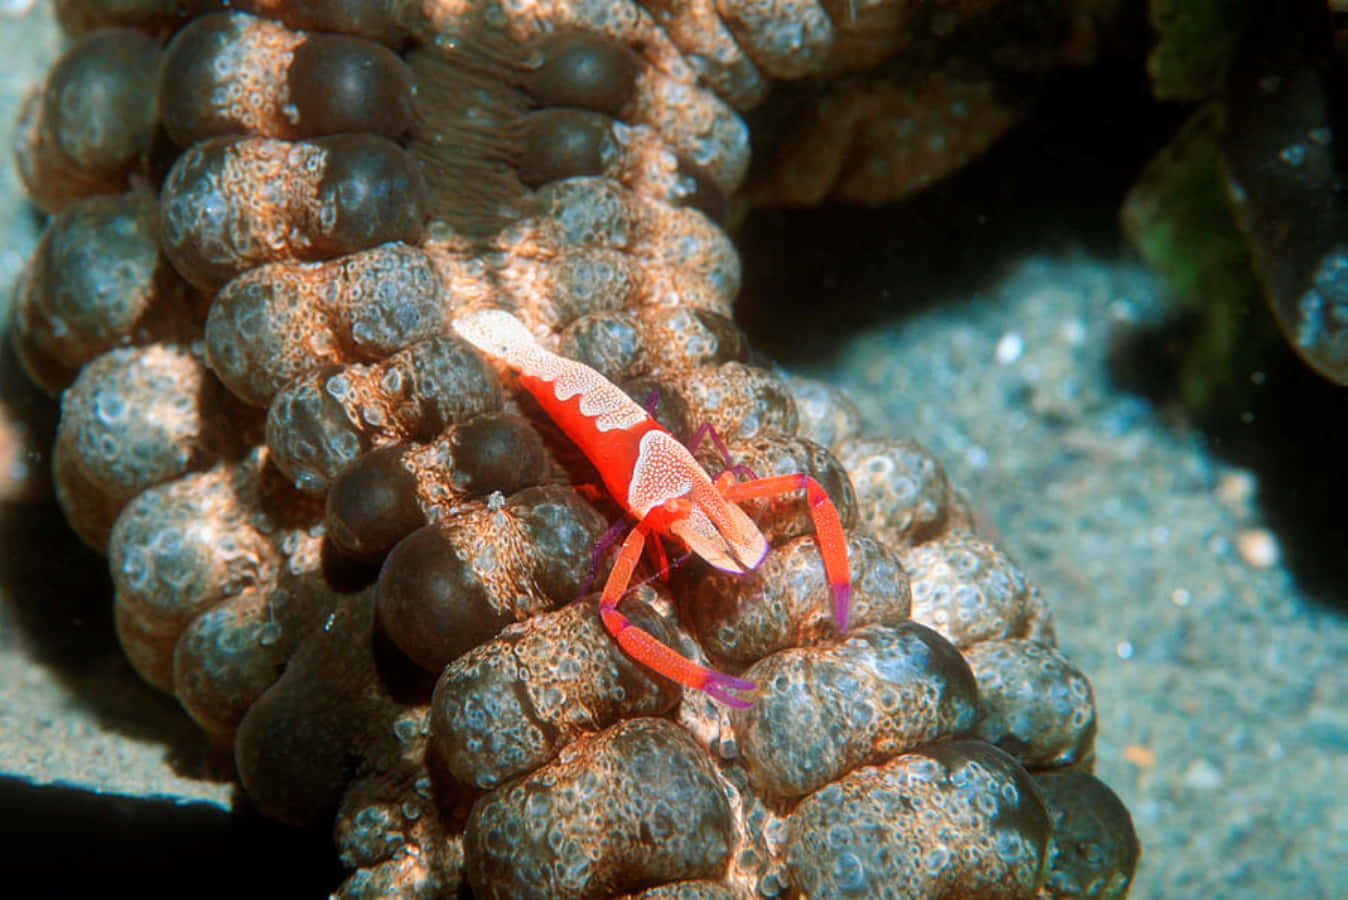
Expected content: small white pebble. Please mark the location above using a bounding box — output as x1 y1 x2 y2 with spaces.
1116 641 1134 660
1236 528 1280 569
0 0 36 17
1215 470 1255 510
1180 758 1222 791
994 332 1024 364
1059 318 1087 345
1170 588 1191 607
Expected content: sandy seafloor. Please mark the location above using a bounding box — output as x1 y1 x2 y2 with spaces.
2 1 1346 896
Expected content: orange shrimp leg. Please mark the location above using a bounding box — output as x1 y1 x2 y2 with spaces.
722 474 851 629
598 525 755 708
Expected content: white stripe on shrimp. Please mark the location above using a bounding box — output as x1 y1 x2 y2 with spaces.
453 309 645 432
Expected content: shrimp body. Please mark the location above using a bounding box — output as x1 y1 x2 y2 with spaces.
453 308 849 707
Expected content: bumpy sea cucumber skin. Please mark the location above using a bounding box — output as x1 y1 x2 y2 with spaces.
619 880 737 900
965 638 1098 770
264 334 504 495
406 40 732 225
375 486 608 674
325 412 552 560
464 717 735 899
53 343 255 550
731 621 980 803
492 177 742 314
428 8 752 193
54 0 415 43
1036 769 1141 900
430 589 682 790
786 740 1053 899
334 761 466 900
13 1 1140 896
53 0 180 35
204 242 452 407
13 28 161 213
903 531 1058 649
689 532 911 664
235 586 388 827
158 12 415 146
836 436 967 548
12 192 200 396
171 569 330 736
559 306 747 382
632 361 798 444
786 375 864 450
108 448 328 729
159 134 428 291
